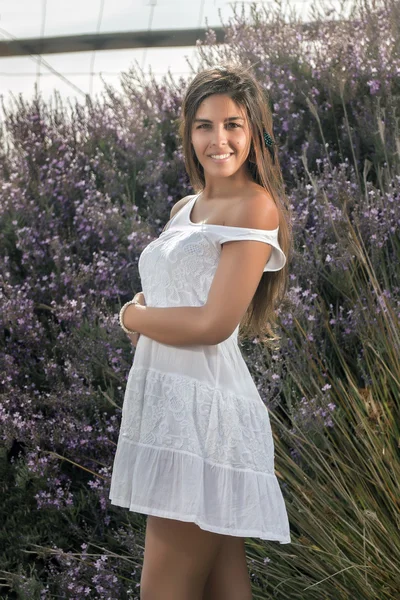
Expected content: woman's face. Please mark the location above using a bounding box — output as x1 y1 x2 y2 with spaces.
190 94 253 182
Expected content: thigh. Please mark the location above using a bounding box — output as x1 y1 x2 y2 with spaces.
140 515 226 600
202 536 252 600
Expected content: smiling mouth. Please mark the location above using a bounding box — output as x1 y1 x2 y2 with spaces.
208 153 234 161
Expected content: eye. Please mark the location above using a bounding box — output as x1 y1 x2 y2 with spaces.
197 123 240 129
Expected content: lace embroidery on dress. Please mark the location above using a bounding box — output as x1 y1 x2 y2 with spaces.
120 365 275 474
109 193 291 544
138 230 220 307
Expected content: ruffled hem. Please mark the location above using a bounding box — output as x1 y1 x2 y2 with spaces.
109 438 291 544
109 499 291 543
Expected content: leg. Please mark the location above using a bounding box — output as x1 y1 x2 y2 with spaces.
140 515 226 600
202 536 252 600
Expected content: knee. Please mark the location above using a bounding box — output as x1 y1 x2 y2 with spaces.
139 583 150 600
139 583 159 600
140 573 167 600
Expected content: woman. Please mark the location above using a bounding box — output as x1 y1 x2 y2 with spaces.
109 63 292 600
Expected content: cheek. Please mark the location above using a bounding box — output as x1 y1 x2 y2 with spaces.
191 131 206 148
235 130 250 147
235 142 250 155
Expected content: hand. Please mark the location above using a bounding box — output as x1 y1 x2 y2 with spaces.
127 292 146 348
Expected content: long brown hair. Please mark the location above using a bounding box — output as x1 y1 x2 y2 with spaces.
178 63 293 347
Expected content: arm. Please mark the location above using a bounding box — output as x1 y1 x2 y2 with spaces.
124 192 279 346
202 192 279 344
123 303 211 346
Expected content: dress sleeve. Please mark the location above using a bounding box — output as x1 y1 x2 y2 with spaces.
217 227 286 272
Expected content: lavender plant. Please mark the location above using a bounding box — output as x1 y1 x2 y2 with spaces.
0 0 399 597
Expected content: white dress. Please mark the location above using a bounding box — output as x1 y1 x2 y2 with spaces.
109 193 291 544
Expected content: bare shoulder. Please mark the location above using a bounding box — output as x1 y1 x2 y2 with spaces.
161 195 195 234
170 195 195 219
226 188 279 231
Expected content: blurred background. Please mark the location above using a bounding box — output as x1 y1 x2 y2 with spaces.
0 0 346 106
2 1 399 598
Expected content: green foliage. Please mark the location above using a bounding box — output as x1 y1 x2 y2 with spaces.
246 213 400 598
1 0 400 597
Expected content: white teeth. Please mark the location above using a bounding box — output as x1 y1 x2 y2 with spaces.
210 154 231 159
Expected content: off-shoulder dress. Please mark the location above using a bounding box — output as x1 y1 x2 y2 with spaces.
109 192 291 544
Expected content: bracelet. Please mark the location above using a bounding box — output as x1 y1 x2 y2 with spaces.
119 299 139 335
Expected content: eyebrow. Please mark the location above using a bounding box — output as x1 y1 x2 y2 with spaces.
193 116 245 123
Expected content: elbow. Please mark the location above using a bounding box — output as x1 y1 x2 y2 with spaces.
201 309 234 345
204 329 228 345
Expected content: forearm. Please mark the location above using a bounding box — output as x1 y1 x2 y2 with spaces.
122 303 214 346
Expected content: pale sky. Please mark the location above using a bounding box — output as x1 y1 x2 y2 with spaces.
0 0 344 109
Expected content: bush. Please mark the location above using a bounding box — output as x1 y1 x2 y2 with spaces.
1 0 399 597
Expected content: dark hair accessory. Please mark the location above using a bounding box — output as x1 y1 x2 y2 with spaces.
263 130 274 147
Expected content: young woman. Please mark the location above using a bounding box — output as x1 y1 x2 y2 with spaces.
110 63 292 600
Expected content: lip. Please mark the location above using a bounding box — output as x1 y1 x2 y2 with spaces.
208 153 234 162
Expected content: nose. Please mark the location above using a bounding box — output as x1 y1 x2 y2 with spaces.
211 124 229 148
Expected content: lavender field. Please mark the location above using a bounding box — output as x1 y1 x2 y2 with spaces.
1 0 399 598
